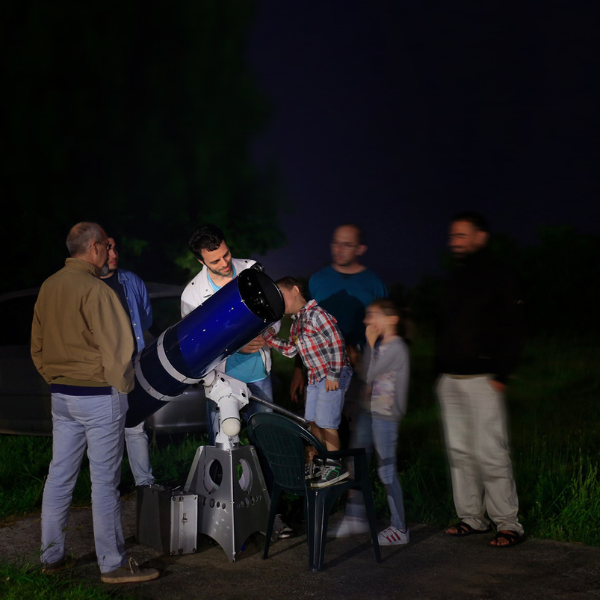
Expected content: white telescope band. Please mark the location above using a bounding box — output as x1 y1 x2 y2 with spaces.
156 330 204 385
133 353 179 401
133 330 203 401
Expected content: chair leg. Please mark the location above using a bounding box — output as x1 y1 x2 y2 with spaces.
305 492 321 571
263 486 281 560
306 489 338 571
361 482 381 563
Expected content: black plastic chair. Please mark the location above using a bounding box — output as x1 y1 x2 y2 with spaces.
247 412 381 571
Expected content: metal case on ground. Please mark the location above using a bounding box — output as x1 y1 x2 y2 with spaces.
136 485 198 555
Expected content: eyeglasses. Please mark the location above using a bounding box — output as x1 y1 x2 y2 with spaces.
330 241 358 249
96 241 113 251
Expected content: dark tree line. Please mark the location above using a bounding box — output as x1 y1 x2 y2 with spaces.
0 0 284 293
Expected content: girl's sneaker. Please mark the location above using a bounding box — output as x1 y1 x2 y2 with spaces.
329 516 370 538
378 526 410 546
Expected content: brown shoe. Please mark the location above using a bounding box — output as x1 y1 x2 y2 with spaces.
101 558 159 584
41 556 77 573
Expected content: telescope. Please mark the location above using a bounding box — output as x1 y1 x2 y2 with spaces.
126 265 284 429
133 266 305 561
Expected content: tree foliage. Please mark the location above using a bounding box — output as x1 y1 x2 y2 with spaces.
0 0 284 291
511 226 600 337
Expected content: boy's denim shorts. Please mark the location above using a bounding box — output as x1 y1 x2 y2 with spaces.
305 366 352 429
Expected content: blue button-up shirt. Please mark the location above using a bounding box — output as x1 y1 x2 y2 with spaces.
116 268 153 353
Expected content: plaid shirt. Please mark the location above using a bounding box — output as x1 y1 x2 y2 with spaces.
263 300 349 384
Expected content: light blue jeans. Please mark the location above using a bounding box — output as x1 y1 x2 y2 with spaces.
124 422 154 486
346 411 406 531
41 390 128 573
305 367 352 428
206 376 273 445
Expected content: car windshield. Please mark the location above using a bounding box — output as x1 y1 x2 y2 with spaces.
147 295 182 339
0 295 38 346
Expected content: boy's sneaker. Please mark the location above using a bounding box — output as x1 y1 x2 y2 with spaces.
378 526 410 546
311 460 349 488
328 516 370 538
304 459 323 480
101 558 159 584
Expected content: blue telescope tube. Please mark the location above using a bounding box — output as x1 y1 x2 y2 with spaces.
125 267 284 428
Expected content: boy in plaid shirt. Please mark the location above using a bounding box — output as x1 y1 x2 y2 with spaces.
263 277 352 487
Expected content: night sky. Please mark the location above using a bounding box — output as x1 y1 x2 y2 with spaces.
246 1 600 288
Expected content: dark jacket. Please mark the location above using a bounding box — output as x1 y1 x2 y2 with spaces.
436 248 523 384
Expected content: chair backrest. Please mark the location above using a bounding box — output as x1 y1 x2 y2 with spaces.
248 412 327 494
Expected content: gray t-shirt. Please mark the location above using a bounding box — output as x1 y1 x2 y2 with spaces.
360 336 409 421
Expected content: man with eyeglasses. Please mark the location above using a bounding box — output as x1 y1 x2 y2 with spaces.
290 224 388 430
31 222 159 584
309 224 388 348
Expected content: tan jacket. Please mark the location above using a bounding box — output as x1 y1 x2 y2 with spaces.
31 258 135 393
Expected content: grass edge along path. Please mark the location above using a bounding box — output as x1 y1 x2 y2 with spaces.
1 335 599 546
0 560 136 600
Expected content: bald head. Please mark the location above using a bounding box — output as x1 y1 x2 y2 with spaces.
66 222 110 273
66 222 107 257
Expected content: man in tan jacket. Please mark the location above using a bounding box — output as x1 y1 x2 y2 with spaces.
31 222 158 584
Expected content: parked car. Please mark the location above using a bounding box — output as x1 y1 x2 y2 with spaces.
0 283 207 436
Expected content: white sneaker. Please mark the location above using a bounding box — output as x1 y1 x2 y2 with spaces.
328 516 370 538
378 526 410 546
274 514 294 539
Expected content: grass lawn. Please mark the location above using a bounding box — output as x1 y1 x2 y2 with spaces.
1 333 598 546
0 561 133 599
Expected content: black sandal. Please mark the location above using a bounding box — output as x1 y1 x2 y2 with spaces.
445 522 492 536
490 530 524 548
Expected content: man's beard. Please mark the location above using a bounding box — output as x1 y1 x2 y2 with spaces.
100 263 111 277
209 264 232 278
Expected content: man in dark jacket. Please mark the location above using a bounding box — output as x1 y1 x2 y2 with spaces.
436 212 524 547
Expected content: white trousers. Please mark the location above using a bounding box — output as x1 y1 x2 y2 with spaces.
124 422 154 486
437 375 523 534
41 390 128 572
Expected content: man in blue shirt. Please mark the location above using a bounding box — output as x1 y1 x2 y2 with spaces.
181 224 293 538
290 224 388 405
101 236 154 487
181 225 278 440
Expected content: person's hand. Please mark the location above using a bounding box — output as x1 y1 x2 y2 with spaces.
325 379 339 392
365 324 381 348
261 327 275 339
290 365 305 403
240 335 266 354
488 379 506 393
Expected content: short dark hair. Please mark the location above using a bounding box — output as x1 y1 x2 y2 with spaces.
450 211 490 233
276 276 305 297
66 222 105 257
368 298 409 338
189 224 226 260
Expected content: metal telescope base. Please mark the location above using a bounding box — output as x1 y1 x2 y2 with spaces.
135 398 306 561
184 443 270 562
